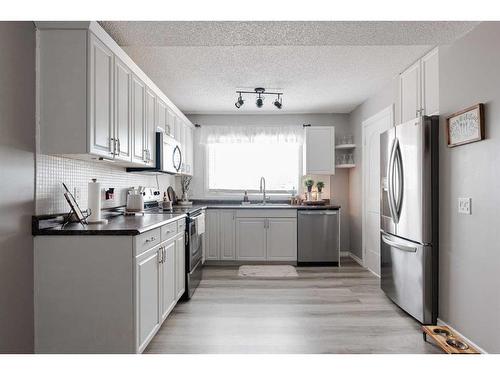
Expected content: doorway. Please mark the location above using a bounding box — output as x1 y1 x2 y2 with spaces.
362 105 394 276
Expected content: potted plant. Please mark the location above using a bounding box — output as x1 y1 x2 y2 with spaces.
316 181 325 200
180 175 192 204
304 178 314 201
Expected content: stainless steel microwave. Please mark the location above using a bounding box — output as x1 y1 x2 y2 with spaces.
127 131 182 174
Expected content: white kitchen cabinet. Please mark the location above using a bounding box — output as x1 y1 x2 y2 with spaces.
37 22 196 167
303 126 335 175
266 218 297 261
160 240 176 322
399 60 421 123
175 233 186 300
131 75 147 164
185 125 194 176
136 244 161 353
205 209 220 260
398 48 439 123
235 218 267 261
114 56 132 162
421 48 439 116
89 32 114 158
220 210 236 260
144 89 156 167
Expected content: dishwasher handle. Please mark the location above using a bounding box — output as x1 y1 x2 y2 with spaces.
298 210 338 215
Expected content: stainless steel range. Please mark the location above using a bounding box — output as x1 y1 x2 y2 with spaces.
138 188 205 300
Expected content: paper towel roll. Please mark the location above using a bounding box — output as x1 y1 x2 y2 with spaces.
87 178 102 223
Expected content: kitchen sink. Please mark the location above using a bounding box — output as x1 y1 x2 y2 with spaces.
242 203 291 207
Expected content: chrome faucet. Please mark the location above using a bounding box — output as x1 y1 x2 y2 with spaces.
259 176 267 204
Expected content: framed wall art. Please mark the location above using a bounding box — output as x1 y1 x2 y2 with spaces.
446 103 485 147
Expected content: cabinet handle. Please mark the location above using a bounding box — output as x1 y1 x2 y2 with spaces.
158 246 163 263
163 247 166 261
110 138 115 155
117 138 121 155
146 236 156 243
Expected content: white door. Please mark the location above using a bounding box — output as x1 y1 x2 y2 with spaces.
399 60 421 123
88 33 114 157
303 126 335 175
219 210 235 260
157 98 168 134
421 48 439 116
235 218 267 261
161 240 176 321
114 57 132 162
205 210 220 260
266 218 297 261
145 89 156 167
166 108 175 137
175 234 186 300
185 126 194 175
362 106 394 276
131 75 146 164
135 246 161 352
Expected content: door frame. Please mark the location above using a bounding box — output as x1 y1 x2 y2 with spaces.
361 105 394 270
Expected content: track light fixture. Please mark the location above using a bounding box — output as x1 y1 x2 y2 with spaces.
235 87 283 109
235 93 244 108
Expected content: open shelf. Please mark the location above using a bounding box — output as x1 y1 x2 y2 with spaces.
336 164 356 169
335 144 356 149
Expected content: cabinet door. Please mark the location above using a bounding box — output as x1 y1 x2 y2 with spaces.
160 240 176 321
157 98 168 134
399 60 421 123
421 48 439 116
132 75 146 164
185 126 194 176
205 210 220 260
88 32 114 157
220 210 235 260
136 246 161 352
267 218 297 261
175 234 186 300
166 107 175 137
236 218 267 261
303 126 335 175
145 89 156 167
114 57 132 162
174 115 182 141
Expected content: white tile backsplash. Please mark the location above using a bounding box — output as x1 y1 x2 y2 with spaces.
36 154 176 215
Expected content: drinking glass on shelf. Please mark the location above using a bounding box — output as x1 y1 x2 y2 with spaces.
347 153 354 165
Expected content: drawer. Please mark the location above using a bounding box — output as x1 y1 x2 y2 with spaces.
161 222 178 242
177 219 186 233
135 228 161 256
236 209 297 218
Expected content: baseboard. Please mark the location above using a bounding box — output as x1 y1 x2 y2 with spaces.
348 252 364 267
436 318 488 354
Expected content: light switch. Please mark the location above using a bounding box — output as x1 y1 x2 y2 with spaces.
458 197 471 215
74 187 81 201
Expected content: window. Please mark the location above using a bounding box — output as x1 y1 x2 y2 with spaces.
207 142 300 193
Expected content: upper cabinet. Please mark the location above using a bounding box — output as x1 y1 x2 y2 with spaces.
36 22 195 171
398 47 439 123
303 126 336 175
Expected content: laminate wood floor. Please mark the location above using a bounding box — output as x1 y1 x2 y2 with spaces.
145 257 440 354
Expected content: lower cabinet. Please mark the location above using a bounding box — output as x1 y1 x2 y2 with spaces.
205 209 298 262
175 233 186 299
160 240 176 322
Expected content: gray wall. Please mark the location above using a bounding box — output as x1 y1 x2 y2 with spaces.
347 82 396 259
0 22 35 353
187 113 351 252
438 22 500 353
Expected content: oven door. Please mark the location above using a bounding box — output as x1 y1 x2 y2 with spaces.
187 213 204 271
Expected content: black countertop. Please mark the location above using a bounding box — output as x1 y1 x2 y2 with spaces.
191 200 340 210
33 212 186 236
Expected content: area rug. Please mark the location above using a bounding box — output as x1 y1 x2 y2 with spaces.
238 265 299 278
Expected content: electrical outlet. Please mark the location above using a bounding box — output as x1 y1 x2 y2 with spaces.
458 197 471 215
73 187 81 201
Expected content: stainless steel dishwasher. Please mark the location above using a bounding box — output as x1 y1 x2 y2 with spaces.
297 210 340 266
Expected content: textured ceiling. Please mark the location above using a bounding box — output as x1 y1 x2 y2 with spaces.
99 21 478 114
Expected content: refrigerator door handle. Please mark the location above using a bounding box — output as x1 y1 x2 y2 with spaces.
394 140 404 220
381 233 417 253
387 138 399 224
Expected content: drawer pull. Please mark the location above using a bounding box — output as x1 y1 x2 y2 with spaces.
145 236 156 243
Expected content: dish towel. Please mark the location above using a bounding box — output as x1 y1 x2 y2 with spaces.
196 213 205 235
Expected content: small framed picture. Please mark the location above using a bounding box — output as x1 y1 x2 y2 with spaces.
446 103 485 147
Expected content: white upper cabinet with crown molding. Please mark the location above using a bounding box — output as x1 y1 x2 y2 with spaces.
398 48 439 123
36 21 195 169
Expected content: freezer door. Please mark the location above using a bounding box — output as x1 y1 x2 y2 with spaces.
393 116 437 244
380 232 437 324
380 127 397 235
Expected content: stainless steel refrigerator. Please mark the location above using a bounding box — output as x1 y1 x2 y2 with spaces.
380 115 439 324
